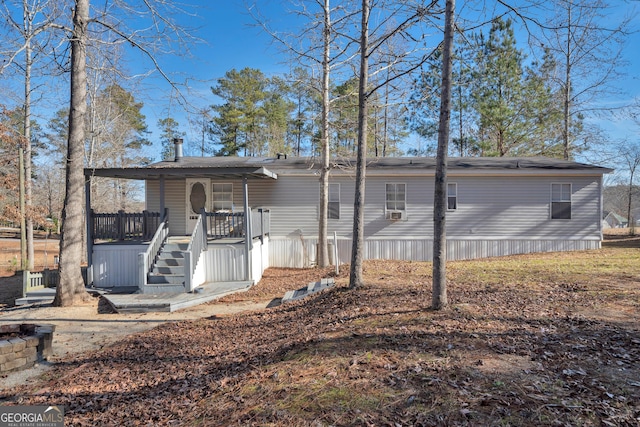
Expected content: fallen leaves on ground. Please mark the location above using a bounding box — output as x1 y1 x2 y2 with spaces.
1 248 639 426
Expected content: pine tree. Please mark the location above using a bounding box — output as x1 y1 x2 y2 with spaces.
471 18 530 157
210 68 268 156
158 117 185 160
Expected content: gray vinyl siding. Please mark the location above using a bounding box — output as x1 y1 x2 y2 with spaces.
141 171 602 269
247 174 601 241
145 174 601 241
92 243 147 287
146 180 160 212
446 176 600 239
147 179 188 236
247 178 332 237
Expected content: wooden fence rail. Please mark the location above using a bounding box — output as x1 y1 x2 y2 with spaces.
23 267 88 297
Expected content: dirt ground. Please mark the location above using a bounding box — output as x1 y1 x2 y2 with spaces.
0 230 636 404
0 250 332 391
0 294 271 391
0 232 59 274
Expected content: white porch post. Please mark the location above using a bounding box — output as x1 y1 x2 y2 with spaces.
85 176 93 285
243 176 252 282
159 175 166 220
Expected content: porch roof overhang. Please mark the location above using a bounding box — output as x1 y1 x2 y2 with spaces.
84 165 278 180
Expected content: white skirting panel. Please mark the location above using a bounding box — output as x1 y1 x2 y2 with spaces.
203 244 246 282
92 244 147 288
190 250 207 291
251 237 270 283
269 237 601 268
203 238 269 283
268 238 310 268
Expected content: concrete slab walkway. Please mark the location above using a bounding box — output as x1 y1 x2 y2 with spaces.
16 281 253 313
103 281 253 313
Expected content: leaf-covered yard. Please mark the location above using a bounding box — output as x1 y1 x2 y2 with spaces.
1 243 639 426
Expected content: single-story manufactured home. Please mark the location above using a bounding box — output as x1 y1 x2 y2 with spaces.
84 145 612 294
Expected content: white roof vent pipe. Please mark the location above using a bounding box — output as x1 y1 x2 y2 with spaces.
174 138 183 162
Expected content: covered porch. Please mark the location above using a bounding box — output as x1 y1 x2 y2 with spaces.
84 151 277 295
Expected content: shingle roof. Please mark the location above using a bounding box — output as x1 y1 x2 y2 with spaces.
148 156 611 171
85 156 612 179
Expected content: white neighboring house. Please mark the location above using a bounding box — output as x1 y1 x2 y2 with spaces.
602 212 628 229
84 152 612 294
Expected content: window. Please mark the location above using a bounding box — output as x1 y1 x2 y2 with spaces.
447 182 457 210
386 183 406 213
551 183 571 219
189 182 206 214
329 183 340 219
212 183 233 211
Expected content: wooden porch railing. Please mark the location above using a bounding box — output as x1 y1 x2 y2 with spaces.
203 212 245 239
202 208 270 240
251 208 270 240
91 210 162 242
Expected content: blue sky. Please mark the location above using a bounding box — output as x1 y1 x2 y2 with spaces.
124 1 639 165
137 2 290 156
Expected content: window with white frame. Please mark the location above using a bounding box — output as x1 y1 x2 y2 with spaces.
551 183 571 219
328 183 340 219
212 183 233 211
447 182 458 210
386 183 406 214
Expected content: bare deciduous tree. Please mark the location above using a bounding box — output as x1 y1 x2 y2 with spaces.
349 0 440 288
432 0 455 310
54 0 91 306
250 0 359 268
533 0 631 160
0 0 65 271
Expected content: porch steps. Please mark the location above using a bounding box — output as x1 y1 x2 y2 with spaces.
143 238 189 294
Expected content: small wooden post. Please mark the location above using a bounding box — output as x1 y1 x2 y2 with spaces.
200 208 208 242
259 208 265 243
138 252 147 289
22 270 29 298
117 210 125 240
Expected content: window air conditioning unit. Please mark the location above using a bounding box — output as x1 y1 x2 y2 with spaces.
387 210 404 221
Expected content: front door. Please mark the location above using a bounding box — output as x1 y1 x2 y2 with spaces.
186 178 210 234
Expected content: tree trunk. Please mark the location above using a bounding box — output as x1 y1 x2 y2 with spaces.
458 84 463 157
349 0 369 289
54 0 91 307
19 145 27 269
628 169 635 236
432 0 455 310
24 13 34 271
317 0 331 268
562 3 572 161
